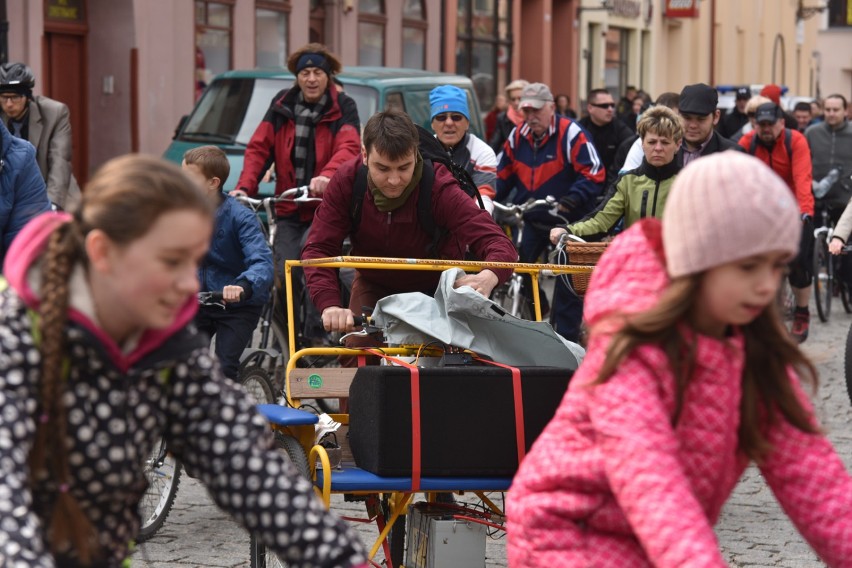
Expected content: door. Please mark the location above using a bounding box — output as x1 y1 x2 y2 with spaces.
44 31 88 185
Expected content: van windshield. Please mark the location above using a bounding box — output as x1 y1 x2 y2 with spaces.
181 78 293 145
181 78 379 143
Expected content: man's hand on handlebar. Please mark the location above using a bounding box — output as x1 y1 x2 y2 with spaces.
309 176 331 196
222 285 245 303
550 226 569 244
454 270 499 297
830 237 846 255
229 188 248 198
322 306 356 333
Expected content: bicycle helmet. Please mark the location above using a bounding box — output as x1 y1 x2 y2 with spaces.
0 63 35 94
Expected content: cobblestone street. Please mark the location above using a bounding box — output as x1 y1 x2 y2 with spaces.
132 306 852 568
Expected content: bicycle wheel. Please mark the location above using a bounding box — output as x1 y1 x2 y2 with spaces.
138 436 181 542
813 233 832 322
846 322 852 407
240 366 276 404
249 433 310 568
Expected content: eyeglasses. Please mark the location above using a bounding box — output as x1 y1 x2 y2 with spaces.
0 94 23 103
589 102 616 109
433 113 466 123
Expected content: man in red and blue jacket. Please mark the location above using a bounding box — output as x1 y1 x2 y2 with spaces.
496 82 605 342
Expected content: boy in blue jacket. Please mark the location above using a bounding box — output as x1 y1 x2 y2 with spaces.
183 146 274 379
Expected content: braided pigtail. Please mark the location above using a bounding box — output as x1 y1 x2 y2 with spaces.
28 220 100 564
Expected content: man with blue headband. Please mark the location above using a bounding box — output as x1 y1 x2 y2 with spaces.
234 43 361 344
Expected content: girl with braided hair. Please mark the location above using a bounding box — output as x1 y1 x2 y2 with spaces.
0 154 367 567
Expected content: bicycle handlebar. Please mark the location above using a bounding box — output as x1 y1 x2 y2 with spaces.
492 196 557 216
233 185 319 208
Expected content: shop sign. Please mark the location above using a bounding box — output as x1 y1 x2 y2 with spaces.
611 0 642 19
46 0 85 23
665 0 700 18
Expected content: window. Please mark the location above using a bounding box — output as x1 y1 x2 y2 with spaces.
455 0 512 111
604 28 629 100
402 0 426 69
196 1 234 99
256 1 290 68
359 0 386 66
310 0 325 44
828 0 852 27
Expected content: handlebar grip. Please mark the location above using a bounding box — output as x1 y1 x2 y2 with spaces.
352 314 369 327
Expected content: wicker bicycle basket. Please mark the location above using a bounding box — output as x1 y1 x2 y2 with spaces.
559 242 609 295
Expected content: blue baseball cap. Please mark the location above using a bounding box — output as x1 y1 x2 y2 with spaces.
429 85 470 121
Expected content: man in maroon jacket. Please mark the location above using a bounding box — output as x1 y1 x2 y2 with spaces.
302 110 518 335
232 43 360 340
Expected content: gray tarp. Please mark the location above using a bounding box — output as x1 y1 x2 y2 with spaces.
371 268 585 369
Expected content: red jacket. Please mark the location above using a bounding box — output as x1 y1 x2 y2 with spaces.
236 85 361 220
507 220 852 567
302 155 518 313
739 129 814 216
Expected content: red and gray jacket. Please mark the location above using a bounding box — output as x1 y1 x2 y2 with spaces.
236 84 361 221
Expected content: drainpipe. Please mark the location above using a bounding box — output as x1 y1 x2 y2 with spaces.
0 0 7 64
708 0 716 85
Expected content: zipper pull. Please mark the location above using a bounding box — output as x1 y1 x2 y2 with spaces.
387 211 392 224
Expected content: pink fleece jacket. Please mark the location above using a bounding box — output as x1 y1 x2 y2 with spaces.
507 219 852 567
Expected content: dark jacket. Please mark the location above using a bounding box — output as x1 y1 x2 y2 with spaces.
717 108 749 140
496 115 605 225
0 214 368 567
577 116 634 186
488 111 518 153
676 131 744 167
198 194 274 307
302 155 518 313
0 120 50 270
236 85 361 221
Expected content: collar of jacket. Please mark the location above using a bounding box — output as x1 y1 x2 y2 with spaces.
637 156 681 181
520 114 557 145
445 131 470 156
273 84 340 122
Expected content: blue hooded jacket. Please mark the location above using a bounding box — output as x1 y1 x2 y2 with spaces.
199 195 273 307
0 120 50 270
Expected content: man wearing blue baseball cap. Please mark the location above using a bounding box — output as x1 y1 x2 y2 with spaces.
429 85 497 213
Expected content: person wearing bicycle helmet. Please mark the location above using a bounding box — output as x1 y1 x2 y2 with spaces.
0 62 81 211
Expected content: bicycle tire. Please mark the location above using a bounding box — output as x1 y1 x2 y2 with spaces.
813 233 832 322
777 275 796 321
240 366 276 404
138 437 181 542
846 322 852 407
842 279 852 314
381 494 407 568
249 433 310 568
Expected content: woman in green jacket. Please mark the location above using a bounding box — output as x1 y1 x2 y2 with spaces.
551 105 683 243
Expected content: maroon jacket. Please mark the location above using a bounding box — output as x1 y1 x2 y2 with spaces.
236 84 360 221
302 155 518 313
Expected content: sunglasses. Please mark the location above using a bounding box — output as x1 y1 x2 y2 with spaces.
590 102 616 109
433 112 466 123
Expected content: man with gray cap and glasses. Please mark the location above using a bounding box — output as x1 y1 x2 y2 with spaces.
678 83 742 166
496 81 604 343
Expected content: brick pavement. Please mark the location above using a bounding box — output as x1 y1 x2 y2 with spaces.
132 307 852 567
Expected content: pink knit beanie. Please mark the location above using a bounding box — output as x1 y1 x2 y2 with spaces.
663 151 801 278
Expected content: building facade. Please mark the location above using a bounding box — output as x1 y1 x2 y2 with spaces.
4 0 838 184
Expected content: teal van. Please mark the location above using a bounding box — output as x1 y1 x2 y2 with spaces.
162 67 483 193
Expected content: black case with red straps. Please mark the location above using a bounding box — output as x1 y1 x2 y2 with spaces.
348 365 573 477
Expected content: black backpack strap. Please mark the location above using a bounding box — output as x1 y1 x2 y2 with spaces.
748 134 758 156
784 128 793 161
350 164 369 233
417 159 441 257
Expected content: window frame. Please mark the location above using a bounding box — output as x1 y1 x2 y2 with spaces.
255 0 291 67
358 0 387 66
402 0 427 69
195 0 235 72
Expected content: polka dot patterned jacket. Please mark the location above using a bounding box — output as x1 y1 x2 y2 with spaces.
0 214 369 567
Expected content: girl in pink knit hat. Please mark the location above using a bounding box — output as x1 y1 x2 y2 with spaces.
507 151 852 567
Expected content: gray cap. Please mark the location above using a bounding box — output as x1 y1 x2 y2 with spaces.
754 102 783 124
518 83 554 110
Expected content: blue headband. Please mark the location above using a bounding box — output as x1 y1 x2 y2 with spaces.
295 53 331 75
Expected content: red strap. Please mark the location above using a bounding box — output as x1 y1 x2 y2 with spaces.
476 358 526 465
366 350 421 491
